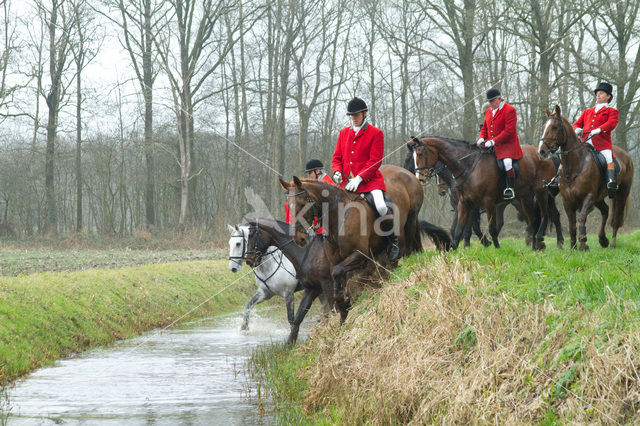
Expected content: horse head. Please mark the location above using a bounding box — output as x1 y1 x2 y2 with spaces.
408 136 440 184
244 222 271 267
227 224 246 273
538 105 569 158
279 176 319 247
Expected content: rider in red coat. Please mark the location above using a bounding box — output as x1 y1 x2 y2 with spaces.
285 159 335 234
331 97 400 261
476 88 523 200
573 82 619 195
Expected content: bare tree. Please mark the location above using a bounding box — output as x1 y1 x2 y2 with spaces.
38 0 77 234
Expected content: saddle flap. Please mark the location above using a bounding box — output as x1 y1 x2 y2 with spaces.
591 148 620 177
495 157 520 180
362 191 392 218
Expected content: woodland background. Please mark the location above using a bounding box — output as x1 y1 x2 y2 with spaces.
0 0 638 241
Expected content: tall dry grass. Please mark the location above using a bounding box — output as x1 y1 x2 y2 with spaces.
298 256 640 424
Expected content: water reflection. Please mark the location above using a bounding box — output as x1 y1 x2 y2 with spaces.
7 309 308 425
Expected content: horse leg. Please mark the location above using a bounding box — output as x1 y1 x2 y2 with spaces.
287 287 321 344
484 202 500 248
549 195 564 248
593 199 610 248
453 201 471 249
463 212 473 247
471 206 490 247
285 291 295 326
331 251 366 319
577 194 595 251
241 288 272 331
533 191 548 251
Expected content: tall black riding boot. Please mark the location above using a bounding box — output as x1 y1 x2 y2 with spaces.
381 203 401 261
503 176 515 200
606 168 618 198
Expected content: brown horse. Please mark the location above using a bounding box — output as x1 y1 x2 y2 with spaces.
280 165 450 304
410 136 550 250
538 105 633 249
243 219 336 343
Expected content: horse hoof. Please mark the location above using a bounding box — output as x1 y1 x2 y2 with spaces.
599 235 609 248
535 242 546 251
557 241 564 249
240 324 248 332
579 244 589 251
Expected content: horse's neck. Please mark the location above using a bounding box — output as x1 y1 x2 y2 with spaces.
435 141 468 177
560 123 589 173
260 222 305 269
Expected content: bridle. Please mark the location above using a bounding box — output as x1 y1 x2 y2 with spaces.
244 223 297 291
412 138 474 183
539 115 566 154
227 230 246 264
286 185 322 234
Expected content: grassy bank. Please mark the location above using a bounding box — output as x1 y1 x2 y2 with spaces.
0 259 255 385
250 231 640 424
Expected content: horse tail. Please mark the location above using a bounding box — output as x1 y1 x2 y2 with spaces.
419 220 451 251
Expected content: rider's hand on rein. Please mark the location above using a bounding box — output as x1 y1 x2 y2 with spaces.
476 138 485 147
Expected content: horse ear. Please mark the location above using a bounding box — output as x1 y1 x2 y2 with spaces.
227 224 235 233
279 178 290 190
293 176 303 188
554 105 561 116
545 107 551 117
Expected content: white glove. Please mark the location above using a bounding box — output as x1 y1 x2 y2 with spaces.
345 175 363 192
484 140 495 148
332 171 343 184
476 138 485 147
575 128 583 136
590 128 601 136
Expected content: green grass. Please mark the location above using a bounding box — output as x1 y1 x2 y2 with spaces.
0 249 226 276
0 259 255 385
250 230 640 423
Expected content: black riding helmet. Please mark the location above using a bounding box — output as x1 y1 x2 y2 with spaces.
594 82 614 102
346 97 368 115
304 159 324 173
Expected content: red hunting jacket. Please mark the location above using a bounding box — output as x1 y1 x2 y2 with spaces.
332 122 386 192
285 173 335 234
479 102 523 160
572 106 618 151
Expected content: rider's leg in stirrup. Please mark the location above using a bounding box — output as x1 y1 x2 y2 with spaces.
503 158 515 200
602 149 617 197
372 189 400 261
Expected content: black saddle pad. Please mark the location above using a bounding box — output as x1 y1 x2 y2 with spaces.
589 146 620 178
362 191 392 218
495 157 520 180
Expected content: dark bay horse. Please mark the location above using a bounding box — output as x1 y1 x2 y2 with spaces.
404 145 490 247
538 105 633 249
280 165 450 304
410 136 549 250
243 218 335 344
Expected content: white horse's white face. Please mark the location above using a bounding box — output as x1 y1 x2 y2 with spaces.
227 224 247 273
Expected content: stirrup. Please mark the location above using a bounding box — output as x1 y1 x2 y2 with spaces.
503 188 515 200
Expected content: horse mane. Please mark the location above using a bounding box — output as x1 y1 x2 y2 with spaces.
423 135 477 150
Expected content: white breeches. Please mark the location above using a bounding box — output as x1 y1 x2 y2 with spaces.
601 149 613 163
371 189 388 216
503 158 513 171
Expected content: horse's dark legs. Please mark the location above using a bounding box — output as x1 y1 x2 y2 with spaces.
471 206 490 247
331 251 365 317
287 287 321 344
241 289 273 331
577 194 595 251
594 199 610 248
548 195 564 248
533 192 548 251
285 291 295 326
485 203 500 248
452 201 472 249
565 204 578 249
